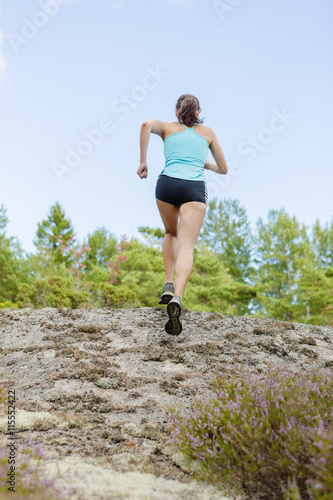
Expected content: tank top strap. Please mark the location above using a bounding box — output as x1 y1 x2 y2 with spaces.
191 124 197 129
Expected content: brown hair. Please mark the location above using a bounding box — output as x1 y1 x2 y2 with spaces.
175 94 204 127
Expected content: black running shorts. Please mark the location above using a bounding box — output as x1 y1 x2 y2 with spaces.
155 174 208 208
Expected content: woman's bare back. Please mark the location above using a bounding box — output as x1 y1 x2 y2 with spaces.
163 121 213 146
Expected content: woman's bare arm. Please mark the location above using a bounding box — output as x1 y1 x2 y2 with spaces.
142 119 166 138
205 127 228 174
137 120 166 179
140 119 165 160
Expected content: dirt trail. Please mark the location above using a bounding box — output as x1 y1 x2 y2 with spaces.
1 306 332 499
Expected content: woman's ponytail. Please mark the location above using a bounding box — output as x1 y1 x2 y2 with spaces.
176 94 204 127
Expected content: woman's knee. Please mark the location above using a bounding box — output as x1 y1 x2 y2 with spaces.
165 228 178 238
177 239 196 253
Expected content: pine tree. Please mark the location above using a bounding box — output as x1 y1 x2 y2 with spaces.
295 264 333 325
0 205 30 303
311 218 333 268
198 197 254 283
83 227 118 272
0 204 9 231
138 226 164 250
33 202 75 266
253 208 314 321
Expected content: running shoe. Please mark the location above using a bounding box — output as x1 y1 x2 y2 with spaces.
165 295 183 335
158 282 175 304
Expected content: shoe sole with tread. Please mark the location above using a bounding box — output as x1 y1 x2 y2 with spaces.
165 301 182 335
159 292 174 305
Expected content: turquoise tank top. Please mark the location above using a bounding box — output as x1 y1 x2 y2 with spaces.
158 124 209 182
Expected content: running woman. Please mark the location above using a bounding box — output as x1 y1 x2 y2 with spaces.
137 94 228 335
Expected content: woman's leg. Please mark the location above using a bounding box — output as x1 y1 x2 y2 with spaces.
174 201 206 298
155 199 180 283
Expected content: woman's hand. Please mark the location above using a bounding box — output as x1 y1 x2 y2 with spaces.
204 161 220 174
137 162 148 179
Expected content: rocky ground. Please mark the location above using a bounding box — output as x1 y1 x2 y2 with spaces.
1 306 333 500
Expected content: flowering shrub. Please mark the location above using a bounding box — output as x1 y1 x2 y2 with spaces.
56 235 91 291
0 383 8 416
0 384 75 499
166 363 333 499
0 436 75 499
107 234 131 285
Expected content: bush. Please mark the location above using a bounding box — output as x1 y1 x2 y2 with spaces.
303 315 330 327
0 301 18 309
16 277 90 309
0 436 74 499
166 363 333 499
99 283 136 308
0 384 75 499
0 383 7 416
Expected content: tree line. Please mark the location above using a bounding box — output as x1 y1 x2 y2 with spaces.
0 200 332 327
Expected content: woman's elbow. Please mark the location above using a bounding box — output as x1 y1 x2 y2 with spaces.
219 164 228 175
141 121 151 129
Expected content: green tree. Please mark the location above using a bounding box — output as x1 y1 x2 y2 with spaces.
295 264 333 325
138 226 164 250
311 218 333 268
33 202 75 267
198 198 254 283
0 205 30 304
187 242 256 314
27 247 66 280
111 236 253 314
82 227 117 272
114 237 165 307
253 208 315 321
0 203 9 231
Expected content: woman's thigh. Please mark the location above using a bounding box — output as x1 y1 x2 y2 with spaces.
155 198 180 236
178 201 207 250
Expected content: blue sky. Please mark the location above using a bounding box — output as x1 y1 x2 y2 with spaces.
0 0 332 253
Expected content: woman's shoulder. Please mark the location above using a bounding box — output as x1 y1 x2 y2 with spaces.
163 121 183 130
194 123 214 134
164 121 212 129
192 124 214 146
164 121 214 143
